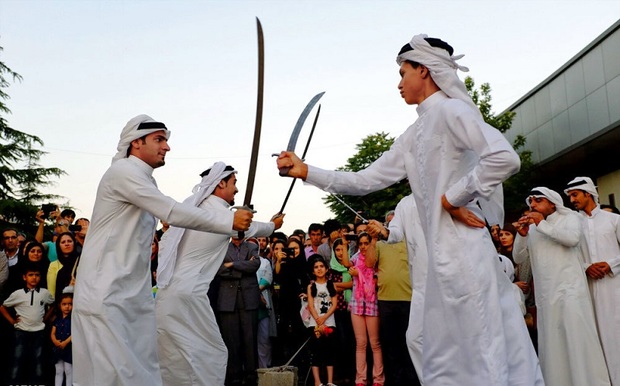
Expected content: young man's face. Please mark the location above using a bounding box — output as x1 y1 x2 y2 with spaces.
566 190 592 211
529 197 556 218
257 237 268 250
131 130 170 169
398 61 426 105
217 174 238 205
308 230 323 247
23 271 41 288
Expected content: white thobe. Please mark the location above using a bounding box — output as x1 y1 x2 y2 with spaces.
513 211 611 386
385 195 427 384
305 91 543 385
578 206 620 385
73 156 234 386
156 195 273 386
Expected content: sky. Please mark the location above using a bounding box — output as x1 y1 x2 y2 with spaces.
1 0 619 235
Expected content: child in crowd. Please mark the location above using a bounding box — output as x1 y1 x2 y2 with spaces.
0 263 55 384
52 292 73 386
307 256 338 386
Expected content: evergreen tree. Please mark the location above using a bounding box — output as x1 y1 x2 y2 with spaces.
0 45 65 231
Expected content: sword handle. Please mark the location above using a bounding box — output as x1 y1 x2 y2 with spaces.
279 167 291 177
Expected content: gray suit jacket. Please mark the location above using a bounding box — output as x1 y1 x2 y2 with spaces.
216 241 261 312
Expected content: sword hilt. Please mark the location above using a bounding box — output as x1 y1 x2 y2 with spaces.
279 167 291 177
231 204 256 239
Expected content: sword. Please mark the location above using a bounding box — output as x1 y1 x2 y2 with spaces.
274 91 325 176
236 17 264 238
331 194 368 223
278 104 321 214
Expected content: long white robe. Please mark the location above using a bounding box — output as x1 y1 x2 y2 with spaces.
578 206 620 385
155 194 273 386
305 91 543 385
72 156 234 386
513 211 610 386
385 195 427 384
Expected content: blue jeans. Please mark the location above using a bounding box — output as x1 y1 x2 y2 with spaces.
10 329 45 384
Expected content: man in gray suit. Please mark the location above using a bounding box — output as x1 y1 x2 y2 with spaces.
216 236 261 386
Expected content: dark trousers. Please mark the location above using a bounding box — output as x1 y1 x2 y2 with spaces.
218 290 259 385
10 329 46 384
378 300 420 386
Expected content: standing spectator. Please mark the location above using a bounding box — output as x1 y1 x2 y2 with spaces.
215 237 261 386
305 223 324 258
257 253 276 369
3 228 22 295
53 232 80 301
366 220 420 386
328 238 355 384
565 176 620 385
317 219 341 266
73 218 90 250
0 263 54 384
51 293 73 386
273 238 309 365
344 232 384 386
18 242 50 290
257 236 270 258
306 256 338 386
514 187 610 386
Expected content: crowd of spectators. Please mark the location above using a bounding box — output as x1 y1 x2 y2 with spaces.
1 187 619 386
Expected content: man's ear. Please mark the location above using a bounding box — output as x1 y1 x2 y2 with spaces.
217 180 227 189
420 65 431 79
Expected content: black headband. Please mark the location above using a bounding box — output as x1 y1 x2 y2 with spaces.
565 180 588 189
529 189 545 196
200 165 235 178
137 121 167 130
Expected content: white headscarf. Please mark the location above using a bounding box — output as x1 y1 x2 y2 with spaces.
112 114 171 164
564 176 599 203
396 34 481 118
526 186 572 215
156 162 236 288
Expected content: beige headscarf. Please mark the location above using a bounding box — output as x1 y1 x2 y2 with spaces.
112 114 171 164
156 162 236 288
396 34 481 118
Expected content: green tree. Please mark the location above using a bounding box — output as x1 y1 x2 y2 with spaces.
465 77 534 220
0 45 65 231
323 132 411 224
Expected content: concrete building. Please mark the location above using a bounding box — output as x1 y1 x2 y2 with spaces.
503 19 620 208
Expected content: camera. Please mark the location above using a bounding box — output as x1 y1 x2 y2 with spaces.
69 224 82 232
344 233 358 242
283 247 295 257
41 203 56 218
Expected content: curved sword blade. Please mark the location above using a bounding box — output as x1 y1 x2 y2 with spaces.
243 17 265 208
279 91 325 176
286 91 325 152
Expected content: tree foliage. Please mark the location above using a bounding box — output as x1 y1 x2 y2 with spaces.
465 76 535 219
0 45 65 231
323 132 411 224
